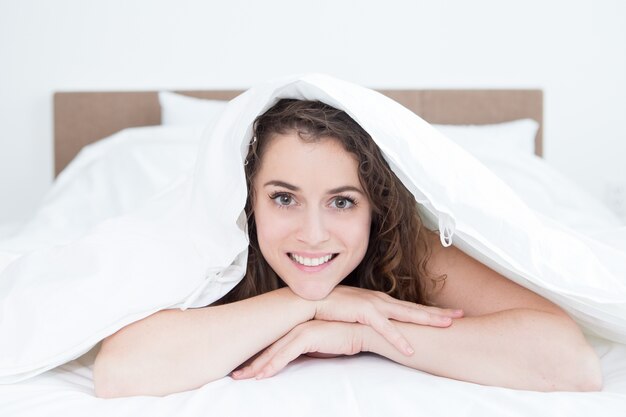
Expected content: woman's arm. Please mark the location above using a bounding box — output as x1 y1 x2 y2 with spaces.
235 234 602 392
236 298 600 392
363 233 602 391
363 235 602 391
94 284 457 398
94 287 316 398
362 309 601 391
233 312 600 391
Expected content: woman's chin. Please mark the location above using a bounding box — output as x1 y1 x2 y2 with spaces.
291 284 335 301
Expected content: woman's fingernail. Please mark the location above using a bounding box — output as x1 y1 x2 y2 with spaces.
255 371 265 380
232 370 242 377
406 346 414 355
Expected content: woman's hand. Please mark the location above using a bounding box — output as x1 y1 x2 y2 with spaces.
230 320 365 380
313 285 463 356
231 285 464 381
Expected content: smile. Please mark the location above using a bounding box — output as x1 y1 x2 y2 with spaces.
288 253 338 267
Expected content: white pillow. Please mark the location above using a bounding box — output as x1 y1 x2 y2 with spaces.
158 91 228 126
432 119 539 157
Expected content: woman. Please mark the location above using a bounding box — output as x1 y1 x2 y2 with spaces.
93 99 602 398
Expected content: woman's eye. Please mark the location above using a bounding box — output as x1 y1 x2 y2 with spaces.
271 193 294 207
331 197 355 210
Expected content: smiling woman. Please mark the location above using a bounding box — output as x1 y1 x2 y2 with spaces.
225 99 441 306
93 99 601 398
252 135 372 300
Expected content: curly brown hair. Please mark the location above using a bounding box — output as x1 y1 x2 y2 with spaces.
213 99 441 306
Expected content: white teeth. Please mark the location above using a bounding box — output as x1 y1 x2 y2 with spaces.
290 254 334 267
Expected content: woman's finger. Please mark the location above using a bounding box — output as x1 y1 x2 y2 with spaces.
255 322 364 378
409 304 464 318
375 293 464 318
232 321 366 380
366 301 463 354
368 315 415 356
232 331 297 379
246 327 311 380
386 304 454 327
254 339 306 379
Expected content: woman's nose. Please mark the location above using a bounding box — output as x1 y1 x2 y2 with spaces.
296 208 330 245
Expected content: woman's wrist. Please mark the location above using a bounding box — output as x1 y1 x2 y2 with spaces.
277 286 317 322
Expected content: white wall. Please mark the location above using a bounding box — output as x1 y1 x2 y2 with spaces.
1 0 625 224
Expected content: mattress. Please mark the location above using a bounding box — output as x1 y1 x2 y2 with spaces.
2 335 626 417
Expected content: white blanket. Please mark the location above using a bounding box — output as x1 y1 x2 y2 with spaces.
1 74 626 414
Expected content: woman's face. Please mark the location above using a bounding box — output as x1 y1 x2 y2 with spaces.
253 132 372 300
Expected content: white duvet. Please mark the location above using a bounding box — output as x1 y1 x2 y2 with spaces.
1 74 626 415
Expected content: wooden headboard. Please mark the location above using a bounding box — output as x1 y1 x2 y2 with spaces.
53 89 543 176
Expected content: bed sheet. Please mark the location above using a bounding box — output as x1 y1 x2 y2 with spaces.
1 125 625 415
1 335 626 417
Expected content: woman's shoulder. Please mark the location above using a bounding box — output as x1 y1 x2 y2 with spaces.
423 229 566 317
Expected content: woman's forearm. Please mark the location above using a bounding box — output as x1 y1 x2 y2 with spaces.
94 287 315 398
362 309 602 392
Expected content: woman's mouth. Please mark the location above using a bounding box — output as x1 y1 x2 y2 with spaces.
287 253 338 270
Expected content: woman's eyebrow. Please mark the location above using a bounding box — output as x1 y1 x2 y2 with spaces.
263 180 364 195
264 180 299 191
327 185 364 195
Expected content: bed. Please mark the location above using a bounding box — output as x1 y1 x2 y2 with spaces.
1 87 625 416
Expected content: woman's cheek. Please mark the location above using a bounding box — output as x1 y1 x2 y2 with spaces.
256 208 293 256
356 213 372 247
